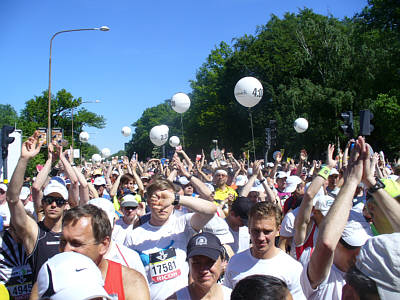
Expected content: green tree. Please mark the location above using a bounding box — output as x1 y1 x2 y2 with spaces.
0 104 19 129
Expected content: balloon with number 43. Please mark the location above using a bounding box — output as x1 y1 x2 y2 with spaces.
149 125 169 146
171 93 191 113
234 77 263 108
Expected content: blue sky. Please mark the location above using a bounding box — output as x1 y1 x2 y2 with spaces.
0 0 367 154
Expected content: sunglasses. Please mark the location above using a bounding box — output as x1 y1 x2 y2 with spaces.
0 190 5 195
123 206 137 211
42 196 67 207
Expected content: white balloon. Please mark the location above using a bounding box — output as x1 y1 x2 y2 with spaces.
149 125 169 146
294 118 309 133
79 131 90 143
121 126 131 137
169 136 180 147
234 77 263 108
101 148 111 158
92 153 102 163
171 93 191 113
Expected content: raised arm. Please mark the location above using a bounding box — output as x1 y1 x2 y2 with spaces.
59 146 79 207
307 138 364 289
7 132 42 254
176 158 211 200
240 160 263 197
294 145 335 247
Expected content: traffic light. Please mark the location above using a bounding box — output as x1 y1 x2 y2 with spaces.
341 111 354 137
359 109 374 136
269 120 277 145
1 125 15 159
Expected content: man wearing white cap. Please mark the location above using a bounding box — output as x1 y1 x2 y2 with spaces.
343 233 400 299
299 138 372 300
6 132 69 281
94 176 111 200
112 194 141 244
19 185 34 215
326 168 340 197
0 183 10 227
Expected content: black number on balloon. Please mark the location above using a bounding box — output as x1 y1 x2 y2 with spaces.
252 88 263 97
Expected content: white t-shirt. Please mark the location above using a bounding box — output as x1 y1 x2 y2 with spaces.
224 248 306 300
104 241 147 283
112 218 134 245
0 202 10 227
124 213 197 300
175 284 231 300
227 225 250 254
279 207 299 258
300 262 345 300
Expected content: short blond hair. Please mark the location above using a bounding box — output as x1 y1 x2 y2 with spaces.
249 201 282 227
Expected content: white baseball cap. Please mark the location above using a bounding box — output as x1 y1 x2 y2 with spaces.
37 252 112 300
356 233 400 299
276 171 288 179
0 183 7 192
284 176 302 193
93 176 106 186
43 178 68 200
313 195 335 216
341 210 372 247
19 186 30 200
88 198 116 228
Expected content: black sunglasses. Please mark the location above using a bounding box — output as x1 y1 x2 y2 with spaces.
123 206 137 211
0 190 5 195
42 196 67 207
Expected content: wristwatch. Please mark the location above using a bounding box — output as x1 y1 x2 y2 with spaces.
367 178 385 194
173 193 181 206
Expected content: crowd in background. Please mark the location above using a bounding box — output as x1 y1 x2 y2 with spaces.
0 131 399 299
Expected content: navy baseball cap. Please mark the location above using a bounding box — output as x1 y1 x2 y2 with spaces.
187 232 224 261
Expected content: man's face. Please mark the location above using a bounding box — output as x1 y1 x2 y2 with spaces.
249 216 279 258
333 242 360 273
328 175 339 188
0 188 6 203
183 184 194 196
189 255 223 288
42 193 67 220
122 206 138 223
276 177 287 190
94 185 105 196
60 216 108 265
149 189 174 224
215 173 227 187
248 191 259 203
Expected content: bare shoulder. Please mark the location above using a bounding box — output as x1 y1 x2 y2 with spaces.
121 266 150 300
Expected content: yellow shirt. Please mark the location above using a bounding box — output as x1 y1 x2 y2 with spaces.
214 185 238 202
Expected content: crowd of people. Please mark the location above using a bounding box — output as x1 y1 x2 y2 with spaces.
0 130 399 299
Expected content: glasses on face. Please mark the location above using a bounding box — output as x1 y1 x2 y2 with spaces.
123 206 137 211
42 196 67 207
94 185 105 190
0 190 5 195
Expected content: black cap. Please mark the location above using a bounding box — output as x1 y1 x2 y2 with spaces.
231 197 253 226
187 232 224 261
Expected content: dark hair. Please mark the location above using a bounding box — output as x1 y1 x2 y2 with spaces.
62 205 112 243
120 174 135 186
345 266 378 300
231 274 290 300
249 201 282 227
146 178 175 198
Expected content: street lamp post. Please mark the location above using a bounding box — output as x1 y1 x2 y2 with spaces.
71 100 100 149
47 26 109 145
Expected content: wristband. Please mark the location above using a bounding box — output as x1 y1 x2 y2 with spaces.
318 166 331 180
259 178 266 184
173 193 180 206
187 175 193 181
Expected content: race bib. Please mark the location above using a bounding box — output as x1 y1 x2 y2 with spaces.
7 265 33 300
149 248 181 283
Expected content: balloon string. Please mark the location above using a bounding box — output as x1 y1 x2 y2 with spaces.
249 109 256 160
181 114 185 149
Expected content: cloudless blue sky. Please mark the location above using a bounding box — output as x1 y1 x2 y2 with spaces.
0 0 367 154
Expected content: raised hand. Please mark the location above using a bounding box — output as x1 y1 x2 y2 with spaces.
21 131 43 159
326 144 337 168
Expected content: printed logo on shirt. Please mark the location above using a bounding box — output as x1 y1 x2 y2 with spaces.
149 248 181 283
